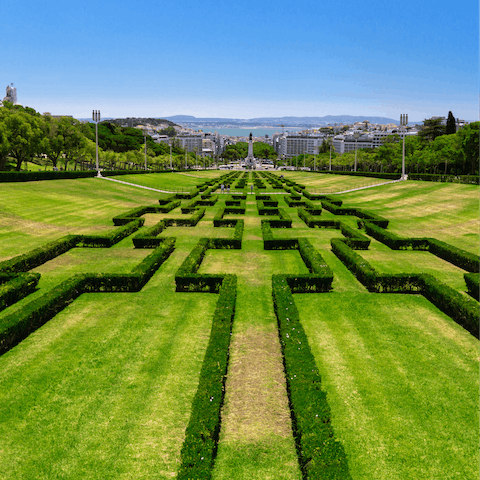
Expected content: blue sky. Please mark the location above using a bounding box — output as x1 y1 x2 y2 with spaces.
3 0 478 121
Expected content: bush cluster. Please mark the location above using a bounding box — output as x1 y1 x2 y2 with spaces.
272 275 352 479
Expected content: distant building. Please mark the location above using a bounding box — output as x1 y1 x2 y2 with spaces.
272 134 325 158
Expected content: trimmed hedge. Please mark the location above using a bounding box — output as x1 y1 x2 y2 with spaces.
176 188 200 199
0 170 96 183
177 275 237 480
331 238 479 338
262 221 297 250
0 239 175 355
133 220 168 248
408 173 480 185
175 239 224 292
79 219 144 247
272 275 352 479
0 235 80 273
0 273 40 312
465 273 479 300
364 222 479 272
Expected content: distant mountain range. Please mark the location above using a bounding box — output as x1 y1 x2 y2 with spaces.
164 115 411 125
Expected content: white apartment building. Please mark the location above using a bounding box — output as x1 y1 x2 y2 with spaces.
273 134 326 158
332 130 418 154
176 134 203 153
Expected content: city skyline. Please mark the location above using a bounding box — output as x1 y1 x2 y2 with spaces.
3 0 478 121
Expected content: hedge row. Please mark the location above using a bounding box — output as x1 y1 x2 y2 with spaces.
287 238 333 292
407 173 479 185
176 188 200 199
168 207 206 227
0 235 80 273
465 273 479 300
0 239 175 355
0 273 40 312
79 219 144 247
209 220 244 250
177 275 237 480
321 201 389 228
133 220 168 248
0 170 96 183
364 222 479 272
262 221 297 250
272 275 352 479
331 238 479 338
298 211 370 250
318 171 401 180
175 238 224 292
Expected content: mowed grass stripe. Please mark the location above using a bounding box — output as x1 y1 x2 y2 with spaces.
199 219 302 479
0 249 218 479
295 292 479 480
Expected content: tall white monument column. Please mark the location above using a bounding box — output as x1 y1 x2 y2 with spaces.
245 132 255 167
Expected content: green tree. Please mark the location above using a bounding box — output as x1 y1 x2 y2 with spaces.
457 122 479 175
446 111 456 135
3 109 44 171
418 117 446 143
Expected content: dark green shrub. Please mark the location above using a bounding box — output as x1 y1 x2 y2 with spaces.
0 273 40 312
79 219 144 247
465 273 479 300
177 275 236 479
272 275 352 479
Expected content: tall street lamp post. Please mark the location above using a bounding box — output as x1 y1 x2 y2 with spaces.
329 137 333 171
400 114 408 180
170 140 173 170
354 132 359 172
92 110 101 176
143 127 148 171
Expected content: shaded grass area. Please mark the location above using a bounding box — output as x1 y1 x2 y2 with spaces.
295 292 479 480
0 249 218 479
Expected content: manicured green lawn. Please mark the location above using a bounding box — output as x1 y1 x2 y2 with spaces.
110 171 223 192
295 292 479 480
0 172 477 479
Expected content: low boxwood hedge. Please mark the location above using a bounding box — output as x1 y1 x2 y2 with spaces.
331 238 479 338
0 273 40 312
0 238 175 356
79 219 144 247
177 275 237 480
465 273 479 300
272 275 352 479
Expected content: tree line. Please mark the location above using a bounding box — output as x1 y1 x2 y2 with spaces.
287 116 479 176
0 102 204 172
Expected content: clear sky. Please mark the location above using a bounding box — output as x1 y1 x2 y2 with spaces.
3 0 478 122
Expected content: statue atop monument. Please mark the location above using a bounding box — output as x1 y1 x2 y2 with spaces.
3 83 18 105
